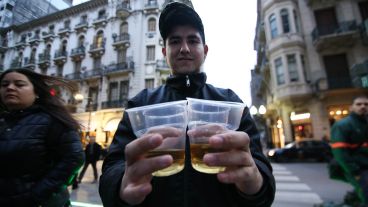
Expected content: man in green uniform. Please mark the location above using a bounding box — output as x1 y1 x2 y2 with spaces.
331 95 368 206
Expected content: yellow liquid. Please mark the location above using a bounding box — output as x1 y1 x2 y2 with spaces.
190 143 225 174
146 149 185 177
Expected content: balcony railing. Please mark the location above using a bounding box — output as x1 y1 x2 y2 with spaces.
104 62 134 74
327 77 352 89
64 72 83 80
156 59 169 70
58 27 71 37
10 59 22 69
144 0 159 13
54 50 68 59
101 99 128 109
70 46 86 61
312 20 358 42
113 33 130 43
83 68 103 78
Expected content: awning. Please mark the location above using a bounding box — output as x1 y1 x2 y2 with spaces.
104 118 121 131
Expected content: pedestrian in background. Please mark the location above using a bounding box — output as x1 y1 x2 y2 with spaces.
330 95 368 206
0 69 85 207
99 2 275 207
78 135 102 183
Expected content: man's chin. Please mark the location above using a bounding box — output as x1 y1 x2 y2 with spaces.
172 67 199 75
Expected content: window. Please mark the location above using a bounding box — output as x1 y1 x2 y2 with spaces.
145 79 154 89
146 46 155 61
287 54 299 82
93 58 102 69
64 20 70 28
148 18 156 32
275 57 285 85
293 10 300 33
118 49 127 63
95 31 104 48
269 14 278 39
109 82 119 101
280 9 290 33
49 25 54 32
98 10 106 19
119 80 129 100
75 61 82 72
81 15 87 23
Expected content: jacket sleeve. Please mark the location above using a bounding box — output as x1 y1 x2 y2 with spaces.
230 105 276 206
99 111 136 207
330 121 360 175
31 122 85 204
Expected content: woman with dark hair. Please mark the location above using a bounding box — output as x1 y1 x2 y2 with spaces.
0 69 85 207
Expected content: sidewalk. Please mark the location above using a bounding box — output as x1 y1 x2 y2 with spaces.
69 161 103 207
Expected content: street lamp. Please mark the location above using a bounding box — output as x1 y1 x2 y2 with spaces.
250 105 267 116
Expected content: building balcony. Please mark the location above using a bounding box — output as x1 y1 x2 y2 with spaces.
104 61 134 76
23 57 36 70
156 59 170 71
28 35 40 46
88 41 105 58
10 59 22 69
70 46 86 62
101 99 128 109
116 2 131 19
75 21 88 33
42 31 55 42
64 71 83 81
315 76 353 92
14 40 27 50
53 50 68 65
351 59 368 88
112 33 130 49
58 27 72 38
92 16 108 28
311 20 359 51
38 53 51 69
143 1 159 14
83 67 103 80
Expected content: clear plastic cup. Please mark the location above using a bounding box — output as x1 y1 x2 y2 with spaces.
187 98 246 174
126 100 187 176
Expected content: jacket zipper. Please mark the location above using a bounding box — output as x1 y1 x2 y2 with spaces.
186 75 190 87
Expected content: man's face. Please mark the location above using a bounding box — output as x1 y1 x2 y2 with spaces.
162 25 208 75
350 97 368 116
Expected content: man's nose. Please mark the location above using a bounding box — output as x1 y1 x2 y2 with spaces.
180 42 190 53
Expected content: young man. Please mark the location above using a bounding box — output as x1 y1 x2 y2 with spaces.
330 95 368 205
78 136 102 183
99 2 275 206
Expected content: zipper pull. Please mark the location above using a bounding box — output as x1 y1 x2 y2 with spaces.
186 75 190 87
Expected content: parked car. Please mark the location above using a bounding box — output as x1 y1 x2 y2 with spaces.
267 139 332 162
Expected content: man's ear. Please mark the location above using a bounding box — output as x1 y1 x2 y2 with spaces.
162 47 167 56
204 44 208 58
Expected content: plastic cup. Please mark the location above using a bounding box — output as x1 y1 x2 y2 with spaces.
187 98 246 174
126 100 187 176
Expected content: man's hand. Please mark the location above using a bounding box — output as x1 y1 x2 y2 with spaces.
119 127 183 205
189 126 263 195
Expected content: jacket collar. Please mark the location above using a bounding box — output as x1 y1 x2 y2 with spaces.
350 112 368 123
166 72 207 93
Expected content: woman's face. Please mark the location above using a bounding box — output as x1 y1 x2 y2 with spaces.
0 72 37 111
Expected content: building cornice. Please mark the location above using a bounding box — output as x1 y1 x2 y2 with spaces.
13 0 108 32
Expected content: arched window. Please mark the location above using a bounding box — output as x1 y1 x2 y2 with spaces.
98 9 106 19
62 40 68 54
78 36 85 48
96 31 104 48
269 14 278 39
46 44 51 55
148 18 156 32
280 9 290 33
30 48 36 62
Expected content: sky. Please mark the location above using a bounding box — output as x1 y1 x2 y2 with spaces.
191 1 257 106
54 0 258 106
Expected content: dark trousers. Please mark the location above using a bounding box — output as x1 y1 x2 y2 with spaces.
78 160 98 181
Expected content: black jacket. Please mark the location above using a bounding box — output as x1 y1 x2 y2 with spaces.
85 142 102 162
100 73 275 207
0 106 85 207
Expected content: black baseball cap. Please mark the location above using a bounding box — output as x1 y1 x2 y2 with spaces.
159 2 205 44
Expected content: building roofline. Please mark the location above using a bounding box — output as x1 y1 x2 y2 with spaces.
13 0 108 32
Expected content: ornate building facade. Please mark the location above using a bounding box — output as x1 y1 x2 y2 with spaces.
253 0 368 147
0 0 181 146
